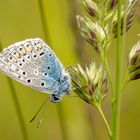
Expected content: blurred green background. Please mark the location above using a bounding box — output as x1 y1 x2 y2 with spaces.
0 0 140 140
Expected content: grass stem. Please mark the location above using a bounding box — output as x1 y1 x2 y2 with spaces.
112 0 122 140
96 105 112 139
101 49 114 101
6 79 29 140
38 0 51 45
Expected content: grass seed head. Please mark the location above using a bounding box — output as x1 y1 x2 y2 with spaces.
68 63 109 105
128 41 140 80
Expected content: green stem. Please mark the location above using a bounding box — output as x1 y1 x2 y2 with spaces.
121 67 129 90
112 0 122 140
101 49 114 100
38 0 51 45
0 42 29 140
7 79 30 140
96 105 112 139
121 0 129 91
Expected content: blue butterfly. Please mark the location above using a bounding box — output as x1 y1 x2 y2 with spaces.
0 38 71 103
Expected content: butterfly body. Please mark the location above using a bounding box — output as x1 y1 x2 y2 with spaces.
0 38 70 102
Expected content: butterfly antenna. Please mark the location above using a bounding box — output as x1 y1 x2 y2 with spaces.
36 101 47 128
36 119 42 128
29 97 49 123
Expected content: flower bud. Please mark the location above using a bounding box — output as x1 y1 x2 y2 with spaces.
77 15 108 53
110 0 118 10
107 0 118 11
81 0 100 18
128 41 140 80
68 63 109 105
112 0 136 37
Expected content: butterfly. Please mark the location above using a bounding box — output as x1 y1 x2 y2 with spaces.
0 38 71 103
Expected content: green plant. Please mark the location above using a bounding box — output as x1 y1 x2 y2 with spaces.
68 0 138 140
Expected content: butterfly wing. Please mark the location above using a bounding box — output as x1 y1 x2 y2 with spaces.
0 38 63 94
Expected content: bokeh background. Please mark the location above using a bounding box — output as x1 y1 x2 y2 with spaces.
0 0 140 140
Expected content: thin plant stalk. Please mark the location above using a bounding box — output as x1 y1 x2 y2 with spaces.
101 49 114 101
95 104 112 138
121 1 129 90
112 0 123 140
38 1 68 140
38 0 51 45
0 42 29 140
6 79 29 140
